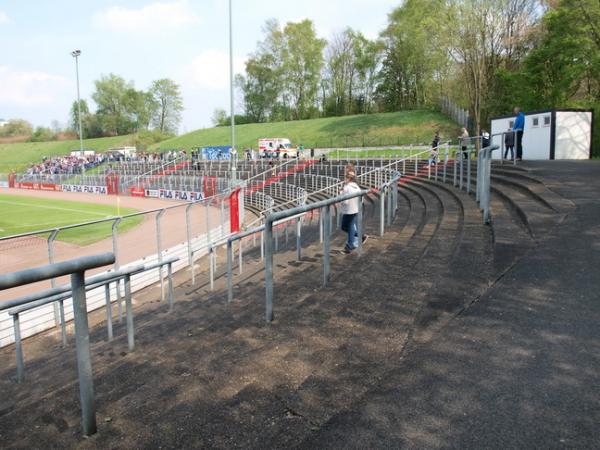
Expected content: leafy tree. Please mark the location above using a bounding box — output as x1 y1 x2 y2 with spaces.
29 127 56 142
149 78 183 134
0 119 33 137
211 108 229 127
92 73 151 135
70 99 90 134
376 0 450 112
280 20 327 120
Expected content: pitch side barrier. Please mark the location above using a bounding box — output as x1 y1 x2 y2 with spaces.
0 189 236 348
0 254 115 436
0 254 180 436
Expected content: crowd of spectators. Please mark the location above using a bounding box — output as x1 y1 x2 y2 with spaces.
26 153 107 175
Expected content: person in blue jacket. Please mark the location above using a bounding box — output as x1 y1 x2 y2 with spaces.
513 107 525 161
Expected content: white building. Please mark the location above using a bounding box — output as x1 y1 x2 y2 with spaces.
0 119 8 128
490 109 594 160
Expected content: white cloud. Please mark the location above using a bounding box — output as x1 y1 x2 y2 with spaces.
0 11 9 24
184 50 245 90
93 1 201 34
0 66 71 107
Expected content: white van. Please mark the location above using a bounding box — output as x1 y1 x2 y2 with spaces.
258 138 297 158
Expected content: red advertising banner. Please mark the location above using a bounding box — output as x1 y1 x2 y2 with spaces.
8 173 15 188
129 187 146 197
105 173 120 195
229 188 241 233
203 176 217 198
13 181 61 191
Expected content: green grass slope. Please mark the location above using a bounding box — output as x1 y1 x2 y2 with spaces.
153 110 459 151
0 135 134 173
0 193 141 245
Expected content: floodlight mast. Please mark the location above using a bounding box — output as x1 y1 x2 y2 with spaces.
229 0 236 180
71 50 84 154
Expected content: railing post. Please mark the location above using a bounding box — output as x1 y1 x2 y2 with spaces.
323 205 331 286
155 209 166 302
70 270 97 436
59 299 67 347
13 313 24 383
379 187 385 237
209 246 215 291
357 196 364 256
185 203 195 285
167 262 174 312
467 150 472 194
104 283 113 341
387 184 393 227
265 220 274 322
476 150 483 205
296 217 302 261
459 155 464 191
111 218 122 324
319 209 324 243
47 229 61 330
227 240 233 302
124 273 134 351
453 153 458 187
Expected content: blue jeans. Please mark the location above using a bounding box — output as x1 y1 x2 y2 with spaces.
341 213 359 250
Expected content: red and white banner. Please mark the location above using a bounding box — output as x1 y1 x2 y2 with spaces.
62 184 108 195
129 187 146 197
145 188 204 202
14 182 62 192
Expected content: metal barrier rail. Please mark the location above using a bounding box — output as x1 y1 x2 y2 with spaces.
263 189 369 321
0 253 115 436
5 257 179 383
0 189 233 348
476 145 501 224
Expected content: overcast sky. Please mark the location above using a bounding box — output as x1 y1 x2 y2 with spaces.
0 0 397 133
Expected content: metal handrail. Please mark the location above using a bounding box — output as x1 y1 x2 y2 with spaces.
0 254 180 436
263 189 369 322
0 253 115 436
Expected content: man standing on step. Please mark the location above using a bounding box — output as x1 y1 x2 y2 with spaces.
340 171 367 254
513 107 525 161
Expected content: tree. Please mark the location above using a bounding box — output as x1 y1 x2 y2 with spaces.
280 20 327 120
0 119 33 137
29 127 56 142
92 73 151 135
70 99 90 134
376 0 451 112
445 0 543 134
325 29 357 116
149 79 183 134
211 108 228 127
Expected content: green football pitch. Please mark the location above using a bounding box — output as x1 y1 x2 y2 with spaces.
0 193 142 245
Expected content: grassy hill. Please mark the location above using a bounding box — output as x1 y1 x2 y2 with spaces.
0 110 458 173
153 110 459 152
0 135 134 173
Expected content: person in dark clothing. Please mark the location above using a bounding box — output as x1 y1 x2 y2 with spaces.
504 129 515 160
513 107 525 160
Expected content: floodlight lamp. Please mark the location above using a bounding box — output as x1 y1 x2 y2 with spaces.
71 50 81 57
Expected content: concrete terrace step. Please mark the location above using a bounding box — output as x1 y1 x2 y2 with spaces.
0 179 482 448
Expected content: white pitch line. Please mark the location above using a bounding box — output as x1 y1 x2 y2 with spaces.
0 200 110 217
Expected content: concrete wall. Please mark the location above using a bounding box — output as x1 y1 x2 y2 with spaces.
491 112 553 160
555 111 592 160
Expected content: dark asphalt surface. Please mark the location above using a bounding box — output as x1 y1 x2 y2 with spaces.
299 161 600 449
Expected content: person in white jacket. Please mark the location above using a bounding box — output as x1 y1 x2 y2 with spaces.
340 171 367 253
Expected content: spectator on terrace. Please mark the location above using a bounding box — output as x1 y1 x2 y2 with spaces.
504 128 515 160
481 129 490 148
459 128 470 159
513 107 525 161
340 171 367 254
429 131 441 166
